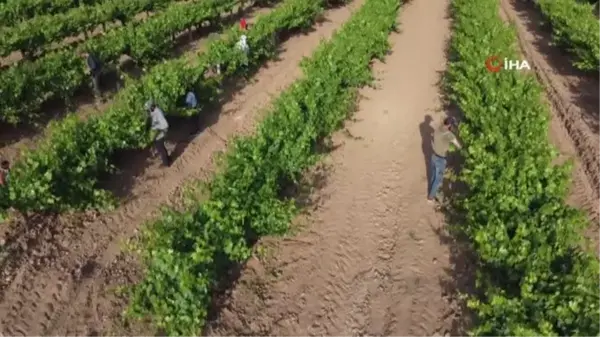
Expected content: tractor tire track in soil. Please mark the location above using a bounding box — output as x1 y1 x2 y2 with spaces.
207 0 469 335
499 0 599 227
0 2 364 335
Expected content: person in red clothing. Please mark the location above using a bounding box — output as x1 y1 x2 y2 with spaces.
240 17 247 30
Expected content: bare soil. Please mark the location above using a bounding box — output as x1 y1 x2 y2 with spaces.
0 0 596 335
207 0 468 335
498 0 599 229
205 0 599 335
0 1 364 335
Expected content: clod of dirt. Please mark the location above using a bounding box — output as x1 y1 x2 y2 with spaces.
72 259 99 281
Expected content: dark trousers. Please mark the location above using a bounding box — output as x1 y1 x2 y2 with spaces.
91 72 101 98
154 138 170 166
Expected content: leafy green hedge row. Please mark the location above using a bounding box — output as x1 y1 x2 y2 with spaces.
447 0 599 335
0 0 239 124
127 0 399 334
535 0 600 71
0 0 104 27
0 0 178 57
3 0 326 214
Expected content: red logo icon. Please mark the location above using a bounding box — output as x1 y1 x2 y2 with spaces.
485 55 503 73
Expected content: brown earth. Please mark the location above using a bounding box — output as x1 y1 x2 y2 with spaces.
0 0 596 335
207 0 469 335
498 0 599 229
205 0 600 335
0 1 365 335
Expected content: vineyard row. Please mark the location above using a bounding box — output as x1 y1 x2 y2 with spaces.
0 0 109 27
447 0 599 335
0 0 106 27
0 0 178 57
126 0 399 333
535 0 599 71
0 0 240 124
1 0 321 214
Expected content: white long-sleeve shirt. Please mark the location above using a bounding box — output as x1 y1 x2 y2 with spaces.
236 35 249 55
150 107 169 139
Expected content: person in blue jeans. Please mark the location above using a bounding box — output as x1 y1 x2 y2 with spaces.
428 116 461 203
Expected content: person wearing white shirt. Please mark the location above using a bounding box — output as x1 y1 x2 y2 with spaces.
215 34 250 75
236 34 249 66
145 100 171 167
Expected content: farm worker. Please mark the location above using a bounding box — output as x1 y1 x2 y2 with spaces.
144 100 171 167
214 34 250 75
82 52 103 100
236 34 250 66
240 17 247 30
427 116 461 203
0 160 10 187
185 91 198 109
185 90 205 137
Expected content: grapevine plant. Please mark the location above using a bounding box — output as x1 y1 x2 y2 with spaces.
0 0 176 57
535 0 599 71
127 0 399 333
0 0 105 27
3 0 325 213
0 0 240 124
447 0 600 334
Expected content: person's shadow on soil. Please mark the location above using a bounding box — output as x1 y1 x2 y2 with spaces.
419 114 434 196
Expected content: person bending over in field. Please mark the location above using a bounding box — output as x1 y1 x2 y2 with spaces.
145 100 171 167
82 51 103 101
185 90 198 111
428 116 461 204
184 90 203 137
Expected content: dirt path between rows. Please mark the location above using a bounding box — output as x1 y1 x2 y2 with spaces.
0 2 363 336
207 0 466 335
499 0 599 227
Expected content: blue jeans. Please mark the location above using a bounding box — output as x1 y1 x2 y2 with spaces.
428 153 446 200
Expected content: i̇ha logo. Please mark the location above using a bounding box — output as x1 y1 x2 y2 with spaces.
485 55 531 72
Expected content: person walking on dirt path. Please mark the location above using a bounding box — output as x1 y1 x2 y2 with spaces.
145 100 171 167
240 17 248 30
82 51 103 101
428 116 461 203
